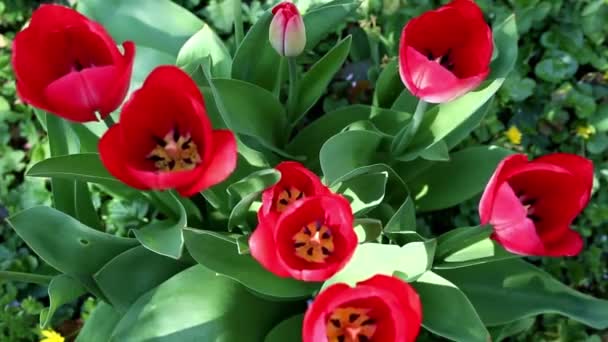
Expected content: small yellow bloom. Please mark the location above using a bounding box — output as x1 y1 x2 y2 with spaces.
40 329 64 342
576 124 595 140
505 125 522 145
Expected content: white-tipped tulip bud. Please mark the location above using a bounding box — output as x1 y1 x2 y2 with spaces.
269 2 306 57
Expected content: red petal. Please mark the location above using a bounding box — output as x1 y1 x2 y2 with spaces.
544 228 584 257
177 129 237 196
533 153 594 207
98 125 148 190
43 65 119 122
249 219 290 278
479 154 528 224
358 275 422 342
302 283 351 342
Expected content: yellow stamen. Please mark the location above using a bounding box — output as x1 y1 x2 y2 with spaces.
292 221 334 263
276 186 304 212
327 307 377 342
147 128 201 172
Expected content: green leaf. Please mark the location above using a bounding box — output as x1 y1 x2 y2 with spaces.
418 141 449 161
324 241 435 288
412 271 489 342
392 89 419 114
353 218 383 243
40 274 87 328
46 114 77 218
436 259 608 328
294 36 352 119
232 11 284 92
27 153 125 188
94 246 190 312
130 46 177 92
227 169 281 205
408 146 514 212
435 225 493 261
7 206 138 277
75 302 122 342
334 171 387 215
77 0 203 56
384 196 416 234
303 2 360 50
176 24 232 78
320 130 383 184
488 15 519 80
133 192 187 259
373 59 404 109
534 51 578 83
184 229 320 300
110 266 299 341
207 78 287 148
489 318 535 342
265 314 304 342
74 182 102 230
434 238 517 270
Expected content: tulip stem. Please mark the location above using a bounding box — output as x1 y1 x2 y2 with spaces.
233 0 244 47
391 100 428 157
0 271 52 285
287 57 298 123
103 115 115 129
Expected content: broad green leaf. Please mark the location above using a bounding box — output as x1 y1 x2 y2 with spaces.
488 15 518 80
76 302 121 342
27 153 124 188
176 24 232 78
418 141 449 161
303 2 360 50
408 146 514 212
40 275 87 328
94 246 190 312
75 182 102 230
435 225 493 261
335 171 387 215
77 0 203 56
442 100 493 150
373 59 403 109
130 46 177 93
207 78 287 148
489 318 535 342
320 130 383 184
265 314 304 342
329 163 408 198
384 196 418 246
7 206 137 277
392 88 419 114
46 114 77 217
228 192 259 233
353 218 383 243
324 241 435 289
294 36 352 119
232 11 284 91
436 259 608 328
412 271 489 342
110 266 300 341
227 169 281 205
184 229 320 299
133 192 187 259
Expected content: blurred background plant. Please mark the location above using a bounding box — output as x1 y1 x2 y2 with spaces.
0 0 606 340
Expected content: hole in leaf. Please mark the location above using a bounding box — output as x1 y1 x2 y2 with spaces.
79 238 89 246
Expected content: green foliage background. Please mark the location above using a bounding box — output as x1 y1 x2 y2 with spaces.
0 0 606 340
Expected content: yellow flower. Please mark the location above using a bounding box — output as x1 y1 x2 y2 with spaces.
576 124 595 140
40 329 64 342
505 125 522 145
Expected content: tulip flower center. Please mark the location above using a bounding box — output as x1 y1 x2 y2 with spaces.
276 187 304 212
427 50 455 72
517 191 541 222
326 307 377 342
292 220 334 263
147 126 201 172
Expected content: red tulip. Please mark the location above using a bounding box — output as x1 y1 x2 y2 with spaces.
269 2 306 57
250 194 356 281
398 0 492 103
99 66 237 197
303 275 422 342
11 4 135 122
479 153 594 256
258 161 330 223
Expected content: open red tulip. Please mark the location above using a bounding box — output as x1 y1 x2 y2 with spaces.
479 153 594 256
258 161 330 224
303 274 422 342
11 4 135 122
250 193 356 282
399 0 492 103
99 66 237 197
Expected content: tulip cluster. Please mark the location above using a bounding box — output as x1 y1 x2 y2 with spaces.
10 1 597 342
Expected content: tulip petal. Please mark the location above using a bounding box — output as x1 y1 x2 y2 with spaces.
98 125 148 190
544 228 584 257
534 153 594 206
269 13 287 56
302 283 351 342
283 15 306 57
177 129 237 197
249 219 291 278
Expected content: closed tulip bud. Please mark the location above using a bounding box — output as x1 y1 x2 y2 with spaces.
269 2 306 57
